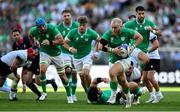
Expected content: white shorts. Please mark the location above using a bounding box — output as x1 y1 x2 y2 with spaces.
61 53 74 67
130 48 142 67
40 52 64 71
73 52 93 73
109 58 131 72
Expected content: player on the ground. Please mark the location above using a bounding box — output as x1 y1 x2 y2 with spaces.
57 9 78 103
98 18 143 108
63 16 101 102
29 18 69 101
87 76 145 105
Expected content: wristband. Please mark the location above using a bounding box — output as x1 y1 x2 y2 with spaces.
132 44 136 49
108 47 114 53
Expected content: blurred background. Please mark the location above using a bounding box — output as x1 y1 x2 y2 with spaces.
0 0 180 85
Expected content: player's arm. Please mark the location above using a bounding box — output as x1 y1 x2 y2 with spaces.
51 34 64 45
146 21 162 37
29 34 37 48
90 77 109 87
152 27 162 37
10 56 23 77
95 35 101 52
148 35 159 53
133 31 143 48
63 38 77 53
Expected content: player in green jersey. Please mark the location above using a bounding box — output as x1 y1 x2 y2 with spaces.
87 77 145 105
98 18 143 108
29 18 69 101
124 6 162 103
63 16 101 102
57 9 79 103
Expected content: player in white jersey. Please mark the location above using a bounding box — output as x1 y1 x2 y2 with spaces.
143 32 163 103
0 48 44 100
125 61 148 104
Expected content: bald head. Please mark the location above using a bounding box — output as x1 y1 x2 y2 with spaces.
111 18 123 35
111 18 123 26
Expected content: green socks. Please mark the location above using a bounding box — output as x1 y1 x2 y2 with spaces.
110 81 118 90
40 75 46 93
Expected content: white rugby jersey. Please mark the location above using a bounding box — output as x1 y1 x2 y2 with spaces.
128 67 141 82
1 50 32 67
148 32 160 59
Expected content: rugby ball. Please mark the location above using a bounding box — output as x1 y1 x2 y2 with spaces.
119 44 129 58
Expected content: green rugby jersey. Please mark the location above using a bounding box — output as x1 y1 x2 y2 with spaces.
57 21 78 54
124 18 156 53
102 27 135 63
66 28 99 59
29 24 62 56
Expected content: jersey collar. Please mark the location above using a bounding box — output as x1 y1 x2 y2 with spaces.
78 28 87 36
136 18 145 25
63 20 72 28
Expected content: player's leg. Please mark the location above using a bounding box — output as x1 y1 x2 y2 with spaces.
128 82 142 104
71 69 78 101
146 59 163 103
8 73 20 101
143 65 156 103
130 48 149 68
0 79 11 92
53 54 72 103
39 52 51 98
109 58 133 108
22 70 42 100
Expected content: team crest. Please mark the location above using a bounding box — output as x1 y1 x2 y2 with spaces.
110 37 114 42
63 31 66 36
85 38 88 41
46 34 49 38
135 27 138 31
121 37 125 41
75 38 79 41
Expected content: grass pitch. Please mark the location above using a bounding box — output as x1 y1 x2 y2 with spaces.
0 87 180 111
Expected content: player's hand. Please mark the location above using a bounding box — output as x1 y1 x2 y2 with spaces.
41 39 50 45
127 45 135 55
145 26 153 31
69 47 77 54
22 84 26 93
112 47 122 56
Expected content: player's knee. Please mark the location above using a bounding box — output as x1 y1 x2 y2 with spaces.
40 64 47 74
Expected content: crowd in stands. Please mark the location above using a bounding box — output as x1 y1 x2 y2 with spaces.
0 0 179 60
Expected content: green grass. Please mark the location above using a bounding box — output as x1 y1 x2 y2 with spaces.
0 87 180 111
